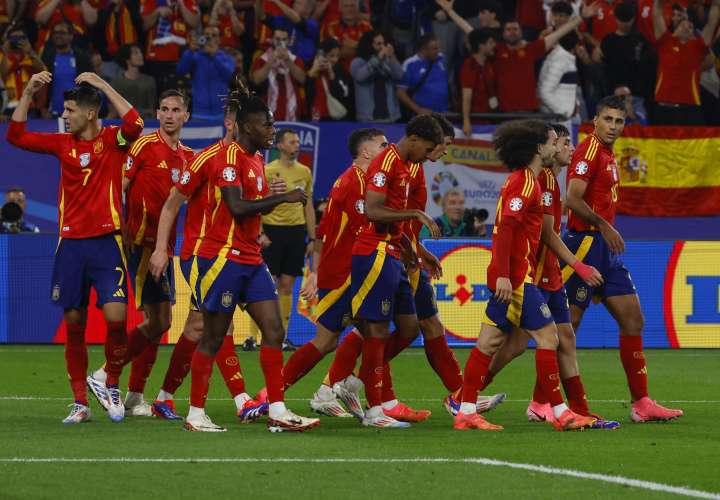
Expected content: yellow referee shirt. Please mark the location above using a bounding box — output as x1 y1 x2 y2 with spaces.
262 159 313 226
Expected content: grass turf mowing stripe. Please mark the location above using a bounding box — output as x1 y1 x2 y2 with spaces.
1 457 718 499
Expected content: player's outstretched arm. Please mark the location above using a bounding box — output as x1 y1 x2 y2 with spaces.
221 185 307 219
365 190 441 237
149 188 189 281
566 178 625 254
75 72 134 119
540 214 603 287
544 2 600 51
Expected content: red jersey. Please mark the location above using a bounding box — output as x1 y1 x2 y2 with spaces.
196 142 268 265
460 56 496 115
352 145 410 259
250 51 306 121
488 168 543 290
655 32 706 106
403 162 427 247
34 0 102 50
6 109 144 239
535 167 563 292
567 134 619 232
175 140 225 260
141 0 199 62
324 19 372 69
124 131 195 252
494 39 546 111
316 164 367 288
580 0 619 43
516 0 546 31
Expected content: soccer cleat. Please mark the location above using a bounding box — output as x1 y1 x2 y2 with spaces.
526 401 554 422
62 403 91 424
631 397 684 423
477 393 507 414
453 412 503 431
282 339 299 352
124 393 153 417
310 389 353 418
383 402 431 422
255 387 268 404
237 399 269 423
553 409 596 431
106 385 125 423
443 393 461 417
333 375 365 420
589 414 621 430
86 374 110 411
184 412 226 432
267 409 320 433
152 400 183 420
242 337 257 352
362 408 411 428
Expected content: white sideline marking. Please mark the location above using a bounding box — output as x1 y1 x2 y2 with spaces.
1 457 718 499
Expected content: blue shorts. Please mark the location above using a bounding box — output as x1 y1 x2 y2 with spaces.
316 279 352 332
180 257 200 311
410 268 438 321
51 233 128 309
483 282 553 333
128 245 175 309
195 257 277 313
540 287 571 325
562 231 637 309
351 243 415 321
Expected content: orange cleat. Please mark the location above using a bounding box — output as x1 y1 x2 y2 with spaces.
526 400 554 422
553 409 596 431
631 397 683 422
453 412 503 431
383 402 431 422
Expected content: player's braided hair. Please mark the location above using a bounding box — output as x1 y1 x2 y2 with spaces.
224 75 269 125
493 119 552 171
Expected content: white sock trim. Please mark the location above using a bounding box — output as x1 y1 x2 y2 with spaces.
268 401 287 419
187 406 205 419
233 393 251 410
460 402 477 415
157 390 174 402
552 403 569 419
381 399 399 411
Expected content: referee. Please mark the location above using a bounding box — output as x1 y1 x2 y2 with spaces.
260 128 316 351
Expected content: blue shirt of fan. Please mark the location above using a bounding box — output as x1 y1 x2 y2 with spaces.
399 54 449 112
265 15 320 65
51 52 77 115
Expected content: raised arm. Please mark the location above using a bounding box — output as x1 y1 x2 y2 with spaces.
7 71 63 154
34 0 61 25
270 0 301 23
75 72 134 118
544 2 599 51
702 0 720 46
435 0 473 34
178 0 200 28
80 0 98 26
653 0 667 40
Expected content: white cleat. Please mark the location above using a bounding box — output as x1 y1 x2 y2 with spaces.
62 403 91 424
477 393 507 414
86 374 110 411
106 386 125 423
184 413 226 432
362 407 410 428
310 386 353 418
267 409 320 433
333 375 365 420
124 392 153 417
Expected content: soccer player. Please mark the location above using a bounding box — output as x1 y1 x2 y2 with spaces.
185 84 319 432
562 95 683 422
6 70 144 423
86 90 195 417
351 115 443 428
454 120 597 432
483 124 619 429
146 97 273 422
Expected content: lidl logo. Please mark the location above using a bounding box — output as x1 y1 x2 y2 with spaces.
434 244 493 340
664 241 720 348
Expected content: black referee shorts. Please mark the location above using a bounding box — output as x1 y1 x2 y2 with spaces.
262 224 307 277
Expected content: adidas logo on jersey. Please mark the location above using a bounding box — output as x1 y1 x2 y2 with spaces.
113 289 126 298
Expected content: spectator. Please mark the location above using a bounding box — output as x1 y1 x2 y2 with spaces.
314 0 370 36
0 1 27 35
250 26 306 120
350 29 403 122
93 0 143 80
176 25 234 120
33 0 98 51
306 37 353 120
460 28 498 136
1 187 40 233
110 43 157 118
255 0 319 65
0 28 46 115
580 0 621 53
382 0 436 62
614 85 647 124
419 188 484 238
210 0 246 50
538 31 580 122
141 0 200 91
324 0 372 70
516 0 546 40
397 33 449 115
539 1 574 38
41 21 93 117
652 0 719 125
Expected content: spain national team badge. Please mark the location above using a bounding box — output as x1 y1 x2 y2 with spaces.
576 286 588 302
221 291 233 308
540 303 551 319
93 139 103 154
79 153 91 167
381 299 391 316
51 285 60 301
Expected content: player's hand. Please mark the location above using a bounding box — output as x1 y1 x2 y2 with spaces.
75 72 108 91
571 261 603 287
494 277 513 305
580 1 600 19
299 271 318 300
258 232 271 248
269 176 287 194
435 0 454 12
24 71 52 96
400 243 419 272
416 210 440 238
148 249 169 282
157 5 173 17
284 187 307 205
423 251 443 279
599 221 625 254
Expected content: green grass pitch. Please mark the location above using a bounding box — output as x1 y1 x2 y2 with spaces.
0 346 718 499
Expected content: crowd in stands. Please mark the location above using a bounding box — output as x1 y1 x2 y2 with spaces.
1 0 720 127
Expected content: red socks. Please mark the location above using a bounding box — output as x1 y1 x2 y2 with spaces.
260 346 284 403
619 335 649 401
461 347 492 404
328 329 364 385
381 363 396 402
123 326 153 365
65 323 88 405
283 342 323 389
563 375 590 416
189 349 214 408
535 348 564 407
128 343 159 393
161 335 198 395
215 336 246 397
384 333 414 362
532 378 548 404
359 336 386 407
104 320 128 386
424 335 462 393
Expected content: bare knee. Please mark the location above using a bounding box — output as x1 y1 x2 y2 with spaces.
312 327 338 355
532 323 559 350
419 315 444 340
183 311 204 343
620 312 644 336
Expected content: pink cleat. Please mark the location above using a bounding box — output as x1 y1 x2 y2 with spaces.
631 397 683 422
383 402 431 422
526 400 554 422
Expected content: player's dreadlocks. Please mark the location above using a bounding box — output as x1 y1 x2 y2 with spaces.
493 119 552 171
224 76 269 127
